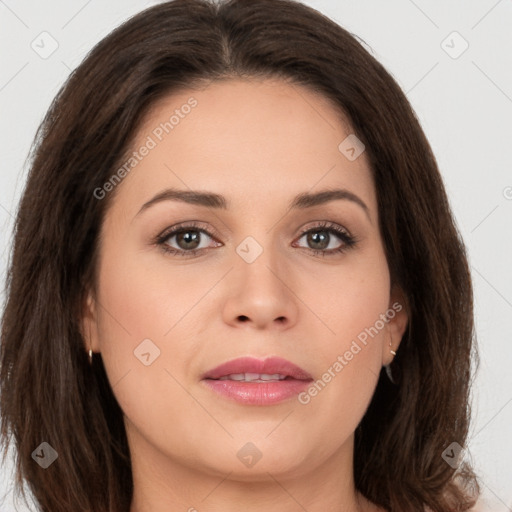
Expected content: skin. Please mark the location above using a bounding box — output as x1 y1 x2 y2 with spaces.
82 78 408 512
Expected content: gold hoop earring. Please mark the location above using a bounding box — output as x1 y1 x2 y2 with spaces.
88 348 93 364
385 338 398 384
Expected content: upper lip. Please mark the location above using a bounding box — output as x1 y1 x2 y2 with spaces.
201 356 313 380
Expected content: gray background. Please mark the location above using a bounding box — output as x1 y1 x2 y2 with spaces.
1 0 511 510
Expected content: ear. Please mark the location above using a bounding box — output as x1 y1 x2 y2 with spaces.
382 284 409 366
80 290 101 356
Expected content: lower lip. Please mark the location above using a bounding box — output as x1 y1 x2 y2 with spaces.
202 378 312 405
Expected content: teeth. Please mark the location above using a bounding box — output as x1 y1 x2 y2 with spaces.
225 373 245 381
218 373 288 382
258 373 284 381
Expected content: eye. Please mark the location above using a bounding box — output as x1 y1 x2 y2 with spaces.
154 221 221 257
293 221 357 256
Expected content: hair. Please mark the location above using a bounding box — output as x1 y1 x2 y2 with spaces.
0 0 481 510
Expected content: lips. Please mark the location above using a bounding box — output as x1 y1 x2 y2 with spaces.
201 356 313 381
201 356 313 405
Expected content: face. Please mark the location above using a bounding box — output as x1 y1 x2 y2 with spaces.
82 78 408 487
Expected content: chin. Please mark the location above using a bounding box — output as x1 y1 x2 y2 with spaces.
193 444 312 481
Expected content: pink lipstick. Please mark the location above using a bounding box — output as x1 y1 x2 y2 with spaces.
201 356 313 405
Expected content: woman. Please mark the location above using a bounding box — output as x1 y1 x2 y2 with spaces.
0 0 481 510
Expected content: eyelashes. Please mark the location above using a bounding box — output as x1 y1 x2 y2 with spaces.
153 220 359 259
154 221 222 258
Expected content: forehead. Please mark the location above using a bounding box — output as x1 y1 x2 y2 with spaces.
112 78 376 220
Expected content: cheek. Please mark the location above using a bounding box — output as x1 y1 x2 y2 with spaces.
93 241 185 406
303 243 391 351
93 257 199 450
294 247 390 419
96 240 201 344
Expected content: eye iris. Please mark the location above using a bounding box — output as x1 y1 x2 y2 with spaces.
177 230 200 250
308 230 329 250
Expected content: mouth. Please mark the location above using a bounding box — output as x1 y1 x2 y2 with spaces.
201 356 313 405
216 373 290 382
201 355 313 381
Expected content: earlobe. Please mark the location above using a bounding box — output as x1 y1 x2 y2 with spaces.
383 286 409 366
80 291 100 354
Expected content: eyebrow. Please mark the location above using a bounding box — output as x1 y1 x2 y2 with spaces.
135 187 371 221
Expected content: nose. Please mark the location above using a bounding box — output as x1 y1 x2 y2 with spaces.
221 245 299 331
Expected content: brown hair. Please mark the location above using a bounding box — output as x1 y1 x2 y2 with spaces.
0 0 481 510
